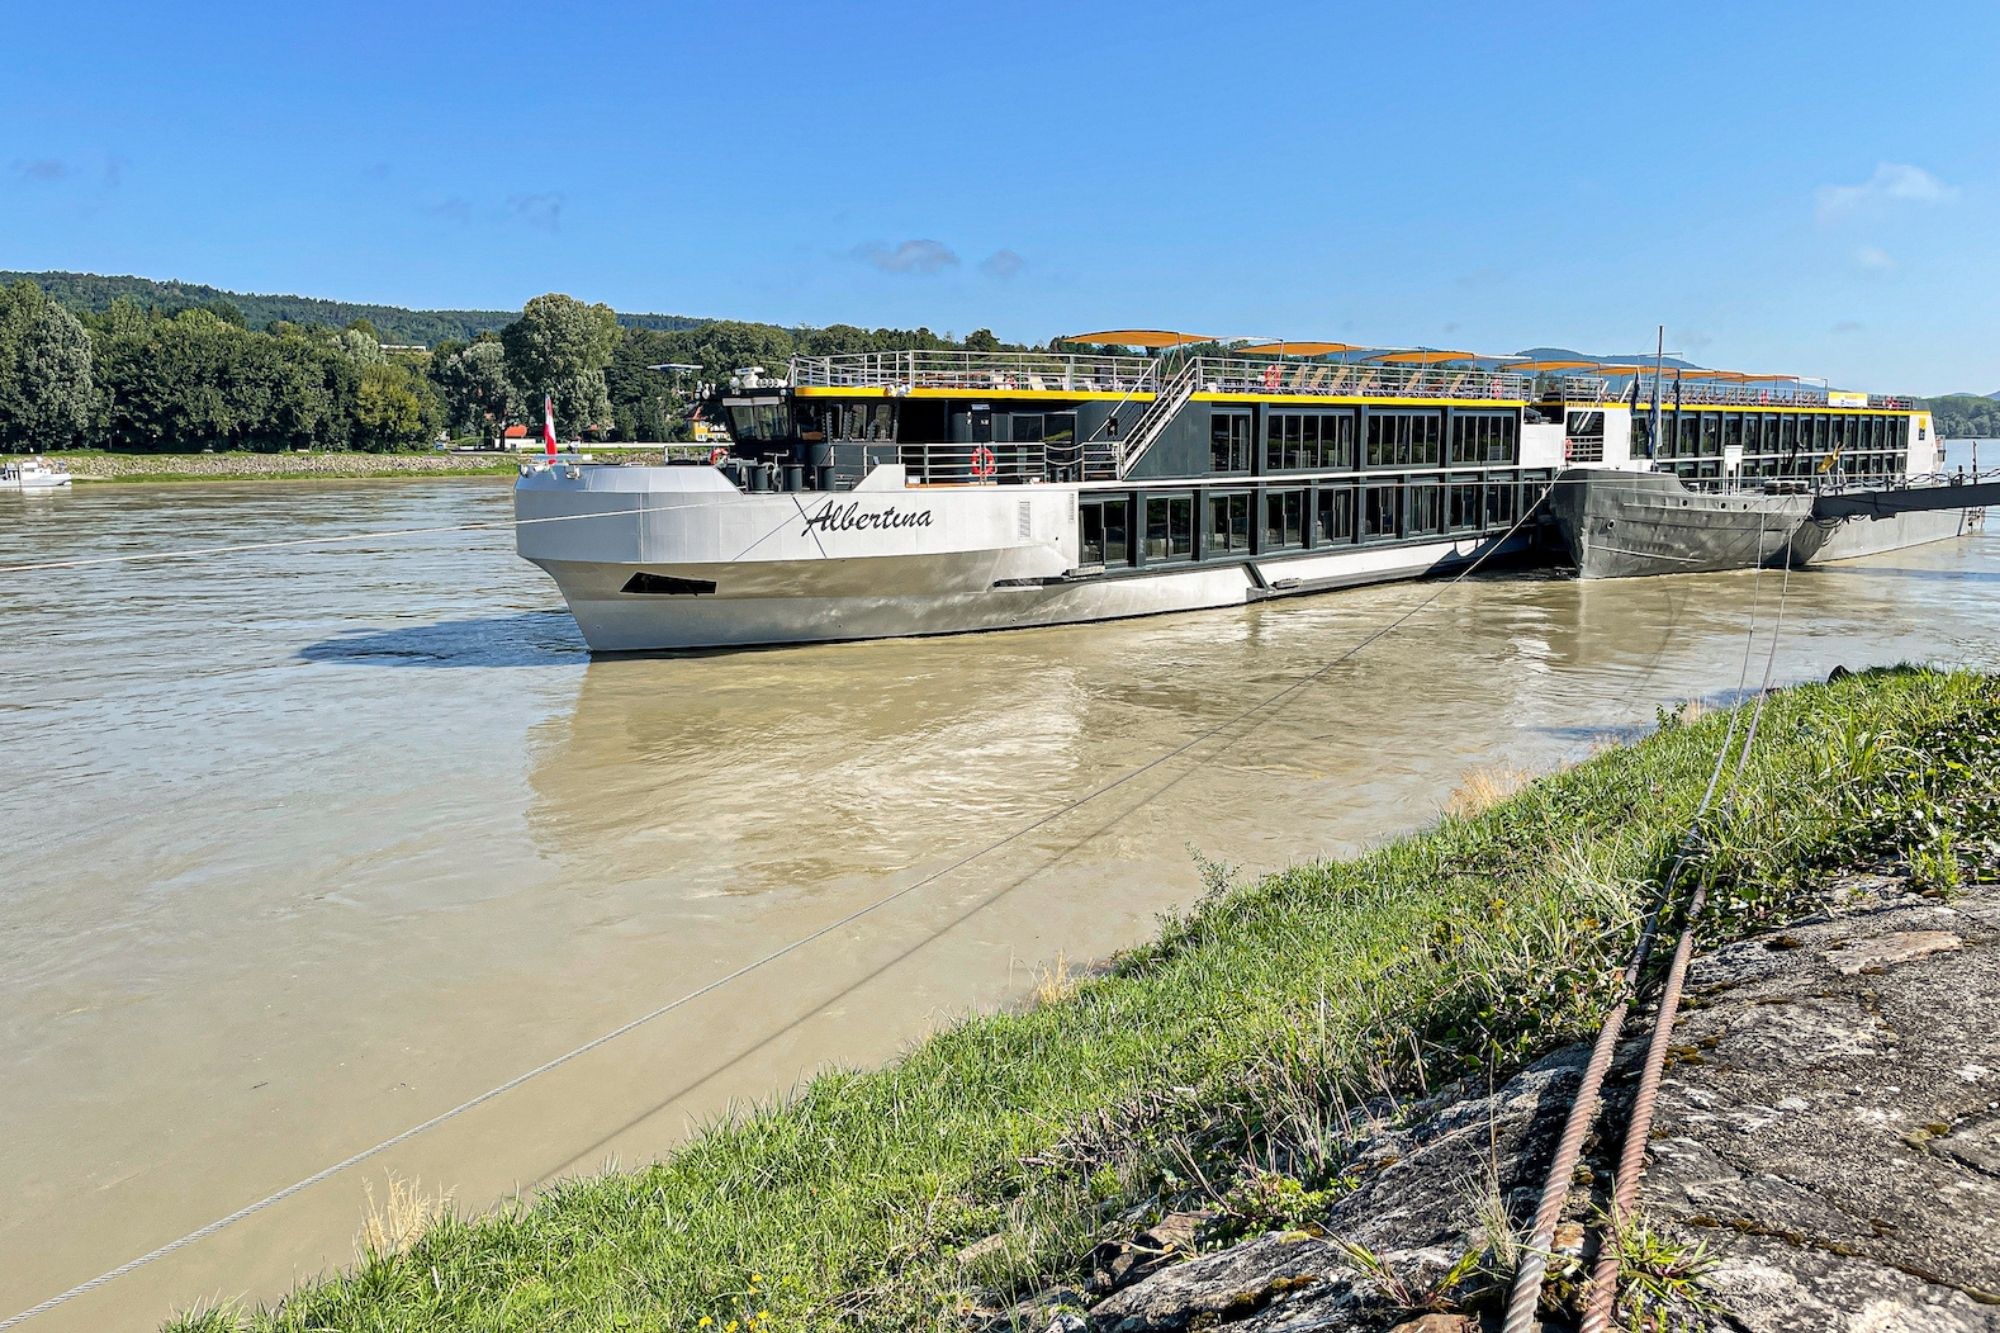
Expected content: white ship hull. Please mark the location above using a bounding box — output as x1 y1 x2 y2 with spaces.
517 465 1525 652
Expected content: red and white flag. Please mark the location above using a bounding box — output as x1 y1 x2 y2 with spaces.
542 394 558 460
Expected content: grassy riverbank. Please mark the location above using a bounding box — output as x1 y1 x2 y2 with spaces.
168 667 2000 1332
44 449 523 483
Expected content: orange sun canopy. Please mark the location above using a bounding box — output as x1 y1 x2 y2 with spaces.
1367 348 1481 365
1057 329 1216 349
1232 340 1365 357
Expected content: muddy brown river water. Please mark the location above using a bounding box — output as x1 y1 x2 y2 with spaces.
2 459 1996 1329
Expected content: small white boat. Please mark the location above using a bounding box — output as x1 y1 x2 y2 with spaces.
0 457 73 491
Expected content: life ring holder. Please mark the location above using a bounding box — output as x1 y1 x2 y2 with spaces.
708 446 729 466
970 444 997 480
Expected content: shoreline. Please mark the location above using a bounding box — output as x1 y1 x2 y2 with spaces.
149 666 2000 1332
41 451 527 484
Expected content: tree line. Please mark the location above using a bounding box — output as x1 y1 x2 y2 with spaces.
0 279 1016 453
1919 394 2000 441
0 269 709 348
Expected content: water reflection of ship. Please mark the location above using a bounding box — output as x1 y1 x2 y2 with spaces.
523 641 1098 895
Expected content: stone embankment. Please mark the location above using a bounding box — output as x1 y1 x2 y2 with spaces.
57 451 520 481
1001 874 2000 1333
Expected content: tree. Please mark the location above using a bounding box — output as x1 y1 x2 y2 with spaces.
432 339 524 436
502 293 619 436
0 280 94 450
353 360 433 450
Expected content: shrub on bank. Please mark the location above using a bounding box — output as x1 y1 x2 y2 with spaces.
165 667 2000 1332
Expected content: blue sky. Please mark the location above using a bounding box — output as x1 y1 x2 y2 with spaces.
5 0 1997 393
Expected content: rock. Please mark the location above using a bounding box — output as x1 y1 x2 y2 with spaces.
984 1286 1088 1332
1042 1315 1088 1333
1385 1317 1473 1333
958 1233 1010 1266
1051 878 2000 1332
1824 929 1962 975
1085 1210 1210 1295
1641 883 2000 1329
1088 1233 1358 1331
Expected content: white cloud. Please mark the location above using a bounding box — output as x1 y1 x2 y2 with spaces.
854 239 960 275
11 158 71 183
1815 163 1956 224
1853 245 1896 272
979 249 1025 280
506 193 563 232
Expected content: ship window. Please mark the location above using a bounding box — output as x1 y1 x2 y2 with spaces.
1631 415 1652 456
1143 494 1195 561
1362 482 1401 540
1366 411 1439 469
1678 413 1699 457
1079 496 1132 566
1447 475 1483 532
1315 485 1354 544
1324 412 1357 469
1264 490 1304 549
1741 415 1761 452
838 401 895 441
1485 470 1518 528
1408 481 1443 536
1206 492 1252 554
795 401 827 441
1044 412 1076 453
1211 411 1252 472
1700 413 1721 453
1011 414 1043 443
728 400 793 441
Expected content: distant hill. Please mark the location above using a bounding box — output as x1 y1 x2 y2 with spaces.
0 270 710 346
1916 393 2000 439
1508 345 1703 371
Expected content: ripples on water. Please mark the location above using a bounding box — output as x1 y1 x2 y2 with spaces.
0 463 1995 1330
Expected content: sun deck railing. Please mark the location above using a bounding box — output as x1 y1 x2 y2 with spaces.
791 350 1159 394
1189 356 1532 401
1553 376 1914 410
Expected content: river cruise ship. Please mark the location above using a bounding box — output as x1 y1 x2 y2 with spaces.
515 339 1982 650
515 336 1566 651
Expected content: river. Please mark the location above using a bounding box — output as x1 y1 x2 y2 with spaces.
2 452 1996 1330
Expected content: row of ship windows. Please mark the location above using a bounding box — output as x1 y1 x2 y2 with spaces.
1653 451 1910 481
1633 411 1912 459
1078 470 1555 567
1209 409 1519 473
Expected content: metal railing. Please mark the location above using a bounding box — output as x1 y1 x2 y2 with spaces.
1101 359 1203 479
1189 356 1532 401
898 441 1046 486
791 350 1158 394
1553 376 1914 410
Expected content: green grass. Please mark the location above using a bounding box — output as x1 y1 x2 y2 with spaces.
164 667 2000 1332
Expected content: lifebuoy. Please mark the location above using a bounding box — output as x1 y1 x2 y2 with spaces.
1262 364 1282 390
708 446 728 466
970 444 997 479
